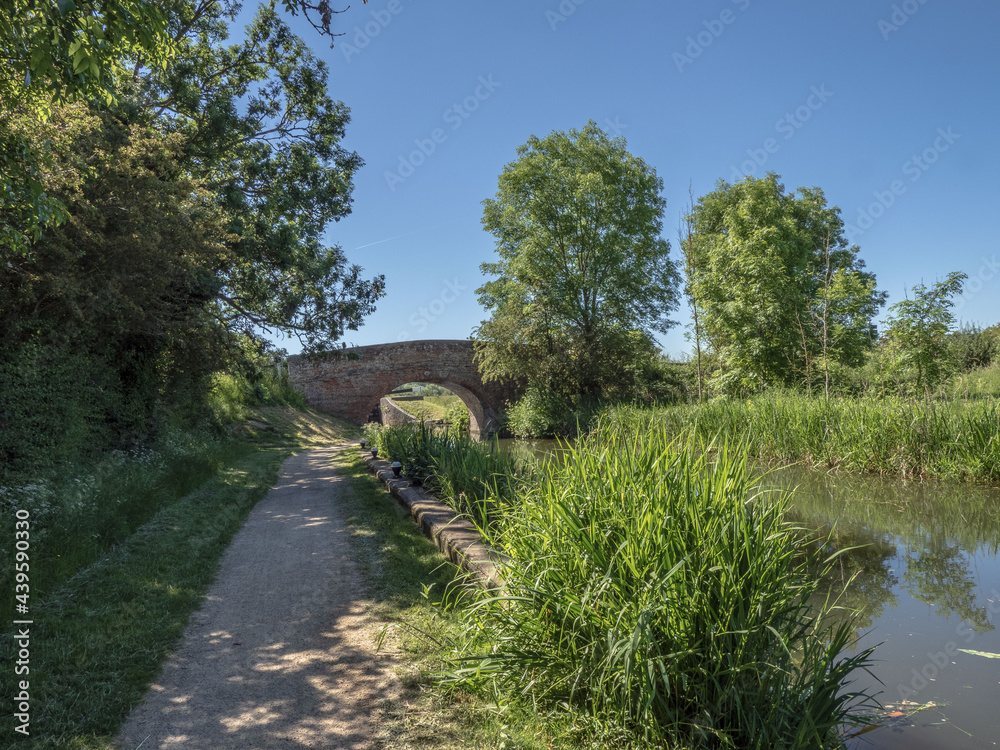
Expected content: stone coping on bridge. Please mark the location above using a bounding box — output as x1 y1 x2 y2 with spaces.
361 450 508 589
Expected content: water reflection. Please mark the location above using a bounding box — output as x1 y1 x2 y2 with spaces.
764 466 1000 636
745 467 1000 748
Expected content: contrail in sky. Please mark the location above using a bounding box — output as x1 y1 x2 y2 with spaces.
352 223 454 250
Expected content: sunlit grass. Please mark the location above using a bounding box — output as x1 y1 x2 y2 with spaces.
364 423 529 531
450 425 878 748
602 393 1000 481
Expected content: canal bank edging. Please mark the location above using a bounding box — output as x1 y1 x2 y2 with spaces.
362 451 508 589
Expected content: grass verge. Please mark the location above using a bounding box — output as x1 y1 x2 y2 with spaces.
329 449 595 750
0 404 357 749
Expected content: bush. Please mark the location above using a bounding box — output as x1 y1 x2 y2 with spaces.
0 343 117 482
506 387 606 438
951 324 998 372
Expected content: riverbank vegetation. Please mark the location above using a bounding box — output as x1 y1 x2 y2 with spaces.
365 421 879 747
364 423 529 531
602 392 1000 482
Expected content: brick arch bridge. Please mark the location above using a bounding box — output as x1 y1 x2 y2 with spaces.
287 340 520 439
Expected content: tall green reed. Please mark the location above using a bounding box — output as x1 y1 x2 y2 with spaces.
363 423 530 531
451 425 877 748
602 393 1000 481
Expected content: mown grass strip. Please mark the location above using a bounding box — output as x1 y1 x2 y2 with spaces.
0 447 288 749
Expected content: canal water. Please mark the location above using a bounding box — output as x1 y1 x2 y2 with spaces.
499 440 1000 748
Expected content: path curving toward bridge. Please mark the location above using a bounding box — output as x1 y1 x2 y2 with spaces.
114 447 399 750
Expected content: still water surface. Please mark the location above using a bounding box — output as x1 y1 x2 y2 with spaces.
499 439 1000 748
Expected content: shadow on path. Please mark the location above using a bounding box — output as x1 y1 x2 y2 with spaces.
115 448 398 749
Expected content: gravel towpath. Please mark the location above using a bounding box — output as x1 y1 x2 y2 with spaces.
115 447 398 750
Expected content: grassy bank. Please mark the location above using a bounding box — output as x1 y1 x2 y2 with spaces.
330 450 590 750
0 377 358 748
363 422 878 747
601 392 1000 481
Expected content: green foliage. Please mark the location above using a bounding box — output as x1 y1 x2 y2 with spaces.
605 394 1000 481
950 322 998 372
0 343 115 481
883 272 967 395
0 0 175 252
507 386 578 438
444 401 471 432
1 105 236 476
1 1 386 481
0 0 363 253
948 360 1000 401
450 427 877 747
364 424 529 531
1 0 173 114
688 174 886 394
132 0 384 351
475 120 680 402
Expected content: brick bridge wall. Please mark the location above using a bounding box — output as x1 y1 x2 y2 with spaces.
287 340 521 438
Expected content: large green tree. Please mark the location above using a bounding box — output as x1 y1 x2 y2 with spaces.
687 174 886 393
1 0 384 472
1 0 175 252
113 0 384 350
475 121 680 402
1 0 366 260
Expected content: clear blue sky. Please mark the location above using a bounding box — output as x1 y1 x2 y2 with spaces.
264 0 1000 356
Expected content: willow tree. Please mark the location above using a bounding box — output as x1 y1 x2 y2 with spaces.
475 121 680 403
688 174 886 394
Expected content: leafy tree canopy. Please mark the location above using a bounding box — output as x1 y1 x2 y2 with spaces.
688 173 886 393
475 121 680 399
113 0 384 351
1 0 365 256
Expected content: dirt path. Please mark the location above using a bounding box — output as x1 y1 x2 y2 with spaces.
115 447 399 750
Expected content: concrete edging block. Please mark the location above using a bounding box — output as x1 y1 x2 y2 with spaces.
362 452 507 588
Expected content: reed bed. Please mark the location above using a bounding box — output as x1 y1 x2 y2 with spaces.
602 393 1000 481
450 425 877 749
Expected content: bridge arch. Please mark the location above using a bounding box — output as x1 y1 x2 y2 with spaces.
287 340 519 439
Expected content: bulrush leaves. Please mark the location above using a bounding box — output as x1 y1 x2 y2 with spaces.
450 422 878 748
